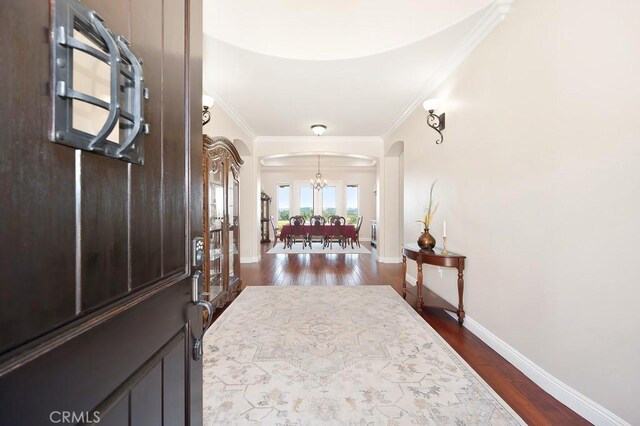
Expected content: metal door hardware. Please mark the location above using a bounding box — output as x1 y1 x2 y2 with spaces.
192 237 205 267
191 270 214 360
51 0 149 164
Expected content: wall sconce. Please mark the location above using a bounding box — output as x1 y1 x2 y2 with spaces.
202 95 214 126
423 99 445 144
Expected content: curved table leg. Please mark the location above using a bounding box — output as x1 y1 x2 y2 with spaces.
417 262 424 310
457 267 465 325
401 255 407 299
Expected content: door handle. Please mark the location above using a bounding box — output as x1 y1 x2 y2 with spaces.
197 299 214 334
191 270 213 361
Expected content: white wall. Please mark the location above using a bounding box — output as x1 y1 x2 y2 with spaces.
389 0 640 423
203 106 260 262
380 157 402 261
261 167 376 239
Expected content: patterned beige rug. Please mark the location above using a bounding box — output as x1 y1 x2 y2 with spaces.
203 286 524 425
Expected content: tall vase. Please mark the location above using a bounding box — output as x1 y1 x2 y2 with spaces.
417 228 436 250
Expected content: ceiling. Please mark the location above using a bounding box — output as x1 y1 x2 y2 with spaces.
202 0 510 138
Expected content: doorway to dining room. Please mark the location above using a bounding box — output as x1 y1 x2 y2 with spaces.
261 153 377 249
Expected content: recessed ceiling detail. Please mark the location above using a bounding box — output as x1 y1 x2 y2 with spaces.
261 154 376 168
203 1 512 138
203 0 493 61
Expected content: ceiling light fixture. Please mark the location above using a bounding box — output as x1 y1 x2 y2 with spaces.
310 155 328 191
422 99 445 144
311 124 327 136
202 95 214 126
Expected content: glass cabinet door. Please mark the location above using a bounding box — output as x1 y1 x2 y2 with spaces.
228 172 240 285
208 163 224 300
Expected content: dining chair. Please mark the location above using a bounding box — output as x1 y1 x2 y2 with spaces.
309 215 326 249
269 216 281 248
353 215 363 247
327 214 341 224
326 216 347 249
287 215 308 248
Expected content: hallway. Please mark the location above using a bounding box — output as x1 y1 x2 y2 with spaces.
237 243 588 425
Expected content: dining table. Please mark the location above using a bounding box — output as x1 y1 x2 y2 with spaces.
279 224 357 248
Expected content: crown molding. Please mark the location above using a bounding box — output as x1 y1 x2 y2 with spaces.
254 136 384 144
261 165 377 172
209 91 257 141
382 0 513 140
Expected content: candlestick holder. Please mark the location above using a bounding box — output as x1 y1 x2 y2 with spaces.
442 236 448 255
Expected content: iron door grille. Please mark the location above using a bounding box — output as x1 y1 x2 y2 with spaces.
51 0 149 164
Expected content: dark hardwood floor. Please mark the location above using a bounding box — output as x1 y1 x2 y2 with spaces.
229 241 590 425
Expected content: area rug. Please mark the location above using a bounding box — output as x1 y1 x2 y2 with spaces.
267 242 371 254
202 286 524 425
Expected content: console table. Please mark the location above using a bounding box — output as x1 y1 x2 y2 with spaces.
401 243 467 325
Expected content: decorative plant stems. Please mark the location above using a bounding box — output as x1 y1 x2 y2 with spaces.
417 180 438 230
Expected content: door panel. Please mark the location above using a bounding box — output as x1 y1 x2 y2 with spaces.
130 363 163 426
97 398 129 426
130 0 163 288
0 283 194 424
0 0 76 355
163 342 187 425
162 0 187 274
0 0 204 423
81 154 129 310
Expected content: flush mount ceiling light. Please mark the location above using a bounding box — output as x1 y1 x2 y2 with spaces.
202 95 214 126
423 99 445 144
310 155 328 191
311 124 327 136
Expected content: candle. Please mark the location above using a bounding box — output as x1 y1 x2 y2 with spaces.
443 220 447 238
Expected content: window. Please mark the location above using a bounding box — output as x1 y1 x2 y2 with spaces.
277 184 290 228
345 185 359 224
299 186 314 221
322 186 337 218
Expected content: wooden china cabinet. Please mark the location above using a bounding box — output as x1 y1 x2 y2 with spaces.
203 135 244 308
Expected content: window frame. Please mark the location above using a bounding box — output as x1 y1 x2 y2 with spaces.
275 183 291 227
344 183 360 225
320 184 338 218
294 181 315 220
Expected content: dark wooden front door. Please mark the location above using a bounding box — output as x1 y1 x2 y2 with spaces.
0 0 204 424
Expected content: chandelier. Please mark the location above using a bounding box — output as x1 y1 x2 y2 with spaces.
310 155 328 190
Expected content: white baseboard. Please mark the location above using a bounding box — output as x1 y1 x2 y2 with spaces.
453 313 629 426
377 256 402 263
240 256 260 264
406 275 628 425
